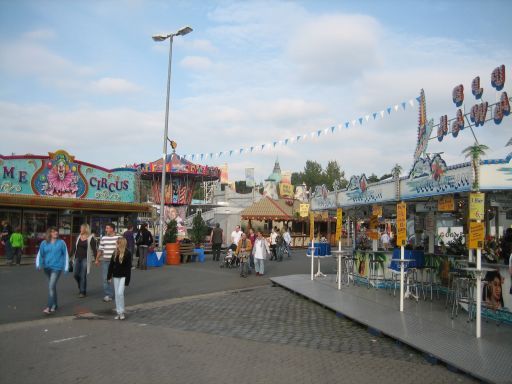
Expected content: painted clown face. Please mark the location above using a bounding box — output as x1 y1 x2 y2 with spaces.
57 160 67 181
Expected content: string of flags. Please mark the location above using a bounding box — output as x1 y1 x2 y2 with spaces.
182 96 418 162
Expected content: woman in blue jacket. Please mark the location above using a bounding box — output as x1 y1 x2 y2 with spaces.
36 227 69 314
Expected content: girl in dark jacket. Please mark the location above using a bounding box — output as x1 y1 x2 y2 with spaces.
107 237 132 320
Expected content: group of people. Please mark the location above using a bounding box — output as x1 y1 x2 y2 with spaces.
34 222 155 320
210 224 292 278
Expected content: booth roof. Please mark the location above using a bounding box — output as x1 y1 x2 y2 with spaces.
0 194 152 213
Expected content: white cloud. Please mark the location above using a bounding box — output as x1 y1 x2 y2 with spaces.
89 77 141 94
286 14 383 84
180 55 213 71
22 28 56 41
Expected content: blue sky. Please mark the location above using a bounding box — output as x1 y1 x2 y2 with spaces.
1 0 511 182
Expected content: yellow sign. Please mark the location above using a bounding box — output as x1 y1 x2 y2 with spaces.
468 221 485 249
469 192 485 220
309 212 315 241
372 205 383 217
335 208 343 240
299 203 310 218
279 183 294 198
396 202 407 246
369 215 379 229
321 211 329 220
438 195 454 212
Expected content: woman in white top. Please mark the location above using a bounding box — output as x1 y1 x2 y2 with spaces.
253 231 270 276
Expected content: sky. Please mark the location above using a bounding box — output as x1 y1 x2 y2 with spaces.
1 0 511 183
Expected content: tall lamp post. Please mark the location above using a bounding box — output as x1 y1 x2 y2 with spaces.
152 26 193 248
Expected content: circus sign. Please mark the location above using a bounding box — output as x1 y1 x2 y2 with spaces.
0 150 137 202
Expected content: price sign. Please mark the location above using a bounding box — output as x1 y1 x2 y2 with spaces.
396 202 407 246
468 221 485 249
335 208 343 240
438 195 454 212
299 203 310 218
372 205 383 217
469 193 485 220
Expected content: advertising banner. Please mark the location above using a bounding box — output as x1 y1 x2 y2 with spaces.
468 221 485 249
396 202 407 246
438 195 455 211
300 203 310 218
245 168 255 187
279 183 294 198
372 205 383 217
335 208 343 240
220 163 229 184
309 212 315 241
469 192 485 220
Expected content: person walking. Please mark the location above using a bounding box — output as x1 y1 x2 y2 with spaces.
9 227 24 266
270 227 279 261
35 227 69 314
253 231 270 276
107 237 132 320
210 223 223 261
248 228 256 271
282 226 292 258
71 224 97 298
380 231 390 251
123 225 135 262
95 223 119 302
236 232 252 278
500 228 512 295
1 220 13 265
230 225 242 249
135 223 153 270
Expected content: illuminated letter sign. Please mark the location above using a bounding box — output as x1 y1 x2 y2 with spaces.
451 109 464 137
452 84 464 107
471 76 483 99
470 102 488 127
491 64 505 91
494 91 510 124
437 115 448 141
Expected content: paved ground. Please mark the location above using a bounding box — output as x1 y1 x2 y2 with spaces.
0 251 477 383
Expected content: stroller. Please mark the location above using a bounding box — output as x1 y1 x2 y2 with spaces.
220 244 239 269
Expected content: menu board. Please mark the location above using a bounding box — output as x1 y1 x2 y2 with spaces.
396 202 407 246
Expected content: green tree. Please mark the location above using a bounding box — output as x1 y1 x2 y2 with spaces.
462 143 489 191
379 173 392 181
190 212 208 246
163 219 178 245
302 160 325 189
324 160 347 189
367 173 379 183
291 172 303 186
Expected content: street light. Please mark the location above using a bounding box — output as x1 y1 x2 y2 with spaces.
152 25 193 249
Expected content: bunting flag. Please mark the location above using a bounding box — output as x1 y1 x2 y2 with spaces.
181 95 416 160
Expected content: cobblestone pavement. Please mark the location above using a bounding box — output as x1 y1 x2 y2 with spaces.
1 285 474 384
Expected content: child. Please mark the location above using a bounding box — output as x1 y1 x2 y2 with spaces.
9 227 24 266
107 237 132 320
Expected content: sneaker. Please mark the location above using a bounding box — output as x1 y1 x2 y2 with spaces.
43 307 52 315
79 293 86 298
114 314 120 320
103 296 112 302
119 313 125 320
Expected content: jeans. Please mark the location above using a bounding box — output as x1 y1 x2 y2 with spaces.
102 260 113 298
12 247 22 264
270 244 276 260
4 241 13 262
255 259 265 275
138 246 148 269
44 268 62 310
113 277 126 314
74 257 87 294
249 254 255 269
212 243 222 261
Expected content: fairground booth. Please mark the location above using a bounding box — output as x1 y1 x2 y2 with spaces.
271 65 512 383
307 65 512 327
138 152 221 240
0 150 151 257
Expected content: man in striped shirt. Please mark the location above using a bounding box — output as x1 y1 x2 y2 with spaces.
95 223 119 302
